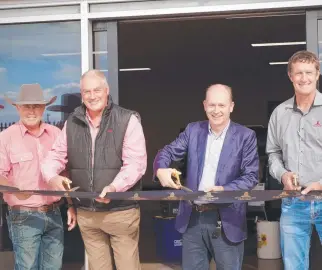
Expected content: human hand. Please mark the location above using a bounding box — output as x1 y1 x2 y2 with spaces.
49 176 72 191
205 186 224 192
301 182 322 195
281 172 301 191
156 168 181 189
96 185 116 204
67 206 77 231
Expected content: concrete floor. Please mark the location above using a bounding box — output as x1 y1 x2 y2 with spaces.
1 201 322 269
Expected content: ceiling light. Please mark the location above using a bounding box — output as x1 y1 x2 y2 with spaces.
270 60 322 65
269 62 289 65
252 41 306 47
119 68 151 71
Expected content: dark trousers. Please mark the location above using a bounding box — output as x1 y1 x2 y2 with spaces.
182 210 244 270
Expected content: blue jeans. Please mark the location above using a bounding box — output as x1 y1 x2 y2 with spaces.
6 207 64 270
281 198 322 270
182 210 244 270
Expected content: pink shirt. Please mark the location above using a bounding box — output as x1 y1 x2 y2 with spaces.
41 114 147 192
0 122 61 207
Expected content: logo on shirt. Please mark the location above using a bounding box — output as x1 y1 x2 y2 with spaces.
314 121 322 127
107 129 113 133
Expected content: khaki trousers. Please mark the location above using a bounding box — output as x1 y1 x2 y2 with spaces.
77 207 141 270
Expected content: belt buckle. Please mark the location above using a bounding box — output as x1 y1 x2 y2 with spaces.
39 205 49 212
40 204 53 212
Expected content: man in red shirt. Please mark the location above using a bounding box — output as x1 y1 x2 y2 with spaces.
0 84 76 269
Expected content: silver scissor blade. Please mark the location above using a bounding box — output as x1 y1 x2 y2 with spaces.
67 186 80 201
180 185 193 193
69 186 80 192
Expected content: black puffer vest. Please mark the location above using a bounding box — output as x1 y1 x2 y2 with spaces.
66 99 141 211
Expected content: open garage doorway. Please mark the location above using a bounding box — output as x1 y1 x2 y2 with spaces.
117 12 306 189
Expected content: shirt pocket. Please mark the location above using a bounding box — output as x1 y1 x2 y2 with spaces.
10 152 33 164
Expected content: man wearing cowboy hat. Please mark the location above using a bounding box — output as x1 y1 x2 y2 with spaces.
0 83 77 270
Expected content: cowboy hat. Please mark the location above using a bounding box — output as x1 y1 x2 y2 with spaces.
4 83 57 106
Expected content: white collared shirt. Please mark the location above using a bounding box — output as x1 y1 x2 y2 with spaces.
198 121 230 192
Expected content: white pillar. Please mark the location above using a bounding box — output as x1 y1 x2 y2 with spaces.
80 0 93 74
80 1 91 269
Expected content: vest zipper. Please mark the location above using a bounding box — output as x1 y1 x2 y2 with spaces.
88 128 95 211
88 112 108 211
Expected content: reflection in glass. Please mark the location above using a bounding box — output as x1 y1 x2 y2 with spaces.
0 21 81 128
93 53 108 71
93 30 108 73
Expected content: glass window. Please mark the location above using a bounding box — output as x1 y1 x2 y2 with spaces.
92 21 118 104
93 28 108 78
0 21 81 129
319 20 322 75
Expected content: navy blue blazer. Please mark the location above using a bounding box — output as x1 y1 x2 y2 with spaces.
153 121 259 243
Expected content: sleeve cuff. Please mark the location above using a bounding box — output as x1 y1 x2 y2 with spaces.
276 168 288 183
110 181 122 192
45 173 59 184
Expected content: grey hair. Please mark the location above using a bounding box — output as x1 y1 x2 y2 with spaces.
80 69 108 88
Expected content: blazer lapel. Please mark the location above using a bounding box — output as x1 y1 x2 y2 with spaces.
197 121 209 185
216 122 237 185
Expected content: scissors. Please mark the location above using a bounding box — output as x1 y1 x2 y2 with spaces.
63 179 81 201
172 169 193 192
69 186 80 192
172 169 193 205
292 174 302 191
179 185 193 193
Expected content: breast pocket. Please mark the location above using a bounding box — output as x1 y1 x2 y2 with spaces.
9 152 34 189
10 152 33 164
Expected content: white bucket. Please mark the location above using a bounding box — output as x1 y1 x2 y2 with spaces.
256 221 281 259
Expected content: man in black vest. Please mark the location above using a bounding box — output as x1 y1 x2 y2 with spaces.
41 69 147 270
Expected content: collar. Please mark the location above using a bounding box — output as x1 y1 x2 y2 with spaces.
19 121 47 137
285 90 322 109
85 110 101 128
208 120 230 139
314 90 322 106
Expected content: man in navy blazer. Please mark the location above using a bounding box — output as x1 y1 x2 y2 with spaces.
153 84 259 270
